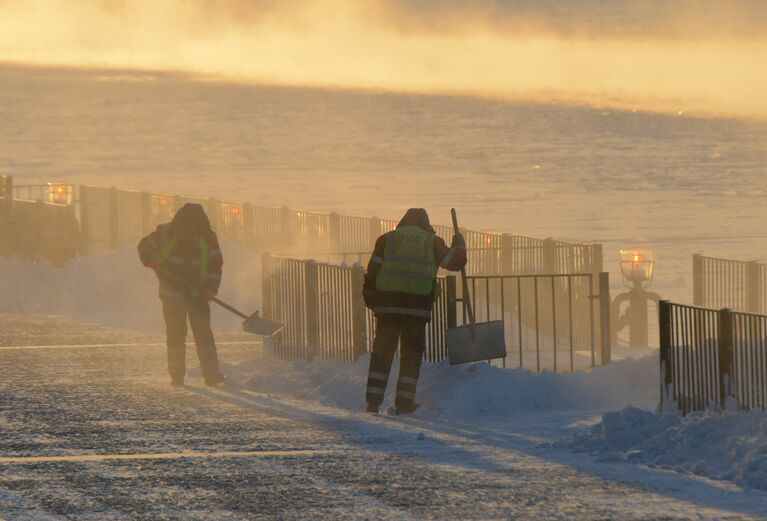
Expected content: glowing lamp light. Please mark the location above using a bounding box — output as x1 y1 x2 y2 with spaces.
159 198 169 206
619 247 656 289
47 183 71 204
230 207 240 215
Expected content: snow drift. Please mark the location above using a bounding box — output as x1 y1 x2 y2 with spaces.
227 352 659 417
570 406 767 492
0 240 261 331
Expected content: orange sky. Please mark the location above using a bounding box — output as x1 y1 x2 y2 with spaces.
0 0 765 118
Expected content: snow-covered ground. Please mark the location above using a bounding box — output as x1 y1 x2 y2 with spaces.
227 351 658 418
2 315 767 519
571 407 767 493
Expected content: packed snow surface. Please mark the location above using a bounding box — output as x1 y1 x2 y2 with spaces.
570 406 767 492
228 353 659 418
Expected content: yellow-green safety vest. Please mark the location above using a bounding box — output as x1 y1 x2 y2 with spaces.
150 235 209 284
376 226 438 296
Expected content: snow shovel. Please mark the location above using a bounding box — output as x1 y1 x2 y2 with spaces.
446 208 506 365
210 297 284 336
164 273 284 336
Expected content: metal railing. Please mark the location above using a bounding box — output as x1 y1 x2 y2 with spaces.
2 178 604 278
466 273 611 371
262 254 612 370
692 254 766 314
12 183 75 205
1 176 79 263
659 300 767 415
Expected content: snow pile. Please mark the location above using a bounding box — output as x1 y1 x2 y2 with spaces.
0 240 261 330
230 353 659 416
570 406 767 491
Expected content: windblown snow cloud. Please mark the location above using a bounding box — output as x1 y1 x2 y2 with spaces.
0 0 765 117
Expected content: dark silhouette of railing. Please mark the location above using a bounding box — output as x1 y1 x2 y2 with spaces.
659 300 767 414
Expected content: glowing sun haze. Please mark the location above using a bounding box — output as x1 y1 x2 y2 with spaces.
0 0 765 118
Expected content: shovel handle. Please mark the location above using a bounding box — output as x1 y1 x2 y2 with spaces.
161 272 250 320
451 208 475 326
211 297 249 321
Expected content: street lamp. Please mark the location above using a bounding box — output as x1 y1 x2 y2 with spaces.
612 248 662 348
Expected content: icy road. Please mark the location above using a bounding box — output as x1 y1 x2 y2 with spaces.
1 339 767 519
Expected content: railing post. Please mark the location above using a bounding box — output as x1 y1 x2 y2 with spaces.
173 195 183 212
446 275 458 328
351 263 368 360
329 212 341 252
1 176 13 256
718 308 735 409
140 191 152 235
242 203 254 247
542 237 556 274
304 260 320 361
78 185 89 255
591 243 603 274
280 206 293 249
109 186 119 250
746 261 760 314
598 272 611 364
658 300 673 411
501 233 515 275
261 253 274 321
207 198 220 231
369 216 381 246
692 254 704 306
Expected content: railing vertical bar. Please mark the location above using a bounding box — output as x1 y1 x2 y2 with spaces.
517 277 523 369
534 276 540 372
484 278 490 323
551 275 557 372
568 275 574 373
588 275 595 368
500 278 506 368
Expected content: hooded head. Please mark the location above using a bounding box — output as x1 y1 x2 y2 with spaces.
170 203 212 237
397 208 434 233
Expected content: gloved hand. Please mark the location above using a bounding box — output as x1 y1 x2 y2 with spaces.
200 288 216 301
451 232 466 249
147 259 161 272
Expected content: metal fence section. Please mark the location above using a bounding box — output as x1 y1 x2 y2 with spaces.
659 300 767 414
692 254 766 314
262 253 611 370
465 273 611 371
262 254 366 362
731 311 767 411
1 176 79 263
658 301 721 415
4 179 604 279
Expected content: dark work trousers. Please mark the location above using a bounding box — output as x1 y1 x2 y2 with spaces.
366 314 428 409
161 297 222 384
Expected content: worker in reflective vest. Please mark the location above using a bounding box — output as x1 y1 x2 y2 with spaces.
138 203 225 387
363 208 466 414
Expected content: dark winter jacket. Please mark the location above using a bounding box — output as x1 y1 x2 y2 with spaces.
138 223 223 299
363 209 466 320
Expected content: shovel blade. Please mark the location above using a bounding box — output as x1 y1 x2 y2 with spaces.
242 313 284 336
446 320 506 365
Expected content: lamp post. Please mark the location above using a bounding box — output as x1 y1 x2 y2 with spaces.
611 248 662 348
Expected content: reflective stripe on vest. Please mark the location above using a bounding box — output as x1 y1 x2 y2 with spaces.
151 230 208 284
375 226 437 296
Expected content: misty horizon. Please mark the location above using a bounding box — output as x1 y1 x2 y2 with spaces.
1 0 766 118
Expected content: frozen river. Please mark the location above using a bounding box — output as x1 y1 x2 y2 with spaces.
2 63 766 308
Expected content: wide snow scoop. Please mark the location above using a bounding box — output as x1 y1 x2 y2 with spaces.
164 274 284 336
211 297 284 336
446 208 506 365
